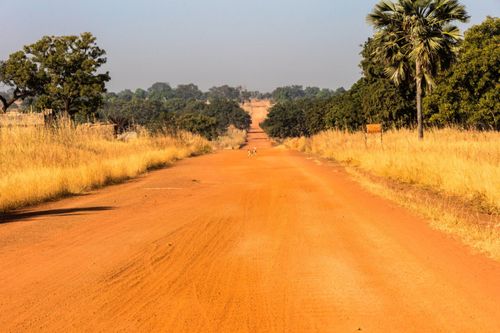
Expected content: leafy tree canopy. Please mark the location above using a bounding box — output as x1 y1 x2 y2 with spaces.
207 85 242 101
271 85 343 103
147 82 173 101
0 50 46 112
29 33 110 116
175 113 218 140
261 101 309 138
204 98 251 134
425 16 500 130
173 83 204 100
359 38 415 128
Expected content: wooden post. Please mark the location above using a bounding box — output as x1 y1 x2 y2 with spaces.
366 123 383 146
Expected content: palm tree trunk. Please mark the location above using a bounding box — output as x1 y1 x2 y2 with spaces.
416 60 424 140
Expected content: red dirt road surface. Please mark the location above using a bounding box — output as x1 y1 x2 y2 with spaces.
1 102 499 332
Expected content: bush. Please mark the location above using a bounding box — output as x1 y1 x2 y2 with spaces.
261 101 309 138
424 17 500 130
175 113 218 140
203 98 251 134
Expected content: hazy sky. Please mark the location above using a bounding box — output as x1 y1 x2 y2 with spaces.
1 0 498 92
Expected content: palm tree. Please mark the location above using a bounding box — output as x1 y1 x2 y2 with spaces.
367 0 469 139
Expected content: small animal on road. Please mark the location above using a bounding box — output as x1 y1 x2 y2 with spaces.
247 146 257 157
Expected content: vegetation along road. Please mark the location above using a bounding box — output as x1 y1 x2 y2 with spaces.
0 103 499 332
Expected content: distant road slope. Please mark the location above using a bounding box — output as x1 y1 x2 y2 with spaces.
0 102 499 332
241 99 272 126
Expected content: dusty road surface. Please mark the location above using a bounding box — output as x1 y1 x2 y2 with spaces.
1 102 499 332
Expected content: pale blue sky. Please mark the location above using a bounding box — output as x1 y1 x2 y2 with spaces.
1 0 498 92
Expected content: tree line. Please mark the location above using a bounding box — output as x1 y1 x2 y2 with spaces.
105 83 345 105
0 30 346 140
100 90 251 139
0 34 253 139
270 86 346 102
99 83 350 138
107 83 270 104
99 83 256 138
263 3 498 139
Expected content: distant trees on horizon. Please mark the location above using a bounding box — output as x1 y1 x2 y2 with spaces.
99 89 251 139
105 83 345 105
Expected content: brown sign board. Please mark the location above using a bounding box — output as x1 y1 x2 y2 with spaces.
366 123 383 134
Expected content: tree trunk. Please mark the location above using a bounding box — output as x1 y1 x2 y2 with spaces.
416 60 424 140
0 95 14 113
64 99 70 115
0 96 7 113
0 89 30 113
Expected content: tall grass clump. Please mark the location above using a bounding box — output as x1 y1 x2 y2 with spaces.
213 125 247 150
0 122 211 212
284 128 500 214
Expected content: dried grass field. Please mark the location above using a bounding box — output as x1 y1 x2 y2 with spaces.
0 122 211 212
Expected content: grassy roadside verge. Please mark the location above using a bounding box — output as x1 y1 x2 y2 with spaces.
0 123 211 213
283 128 500 260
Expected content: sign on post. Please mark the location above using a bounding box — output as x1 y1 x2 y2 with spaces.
365 123 383 145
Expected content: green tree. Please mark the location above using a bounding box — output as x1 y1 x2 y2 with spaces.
361 79 414 127
173 84 204 100
204 98 251 134
117 89 134 101
175 113 218 139
303 98 330 134
359 38 415 128
163 98 189 113
304 87 339 99
271 85 306 102
0 51 46 112
207 85 242 101
304 87 321 98
368 0 469 139
325 80 364 131
425 17 500 129
25 32 110 116
134 88 148 100
240 89 252 102
147 82 173 101
261 101 308 138
99 99 167 132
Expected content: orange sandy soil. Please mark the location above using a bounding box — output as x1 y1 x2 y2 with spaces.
0 101 499 332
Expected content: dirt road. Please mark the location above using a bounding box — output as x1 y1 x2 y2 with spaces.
1 104 499 332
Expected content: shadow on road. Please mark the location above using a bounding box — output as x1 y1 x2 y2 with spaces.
0 206 114 224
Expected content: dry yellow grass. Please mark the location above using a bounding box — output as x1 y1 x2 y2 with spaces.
284 128 500 259
0 111 45 127
213 125 247 150
0 122 211 212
